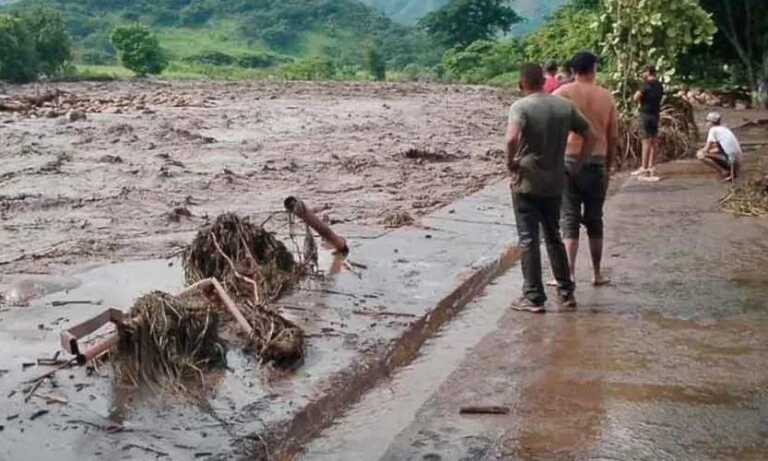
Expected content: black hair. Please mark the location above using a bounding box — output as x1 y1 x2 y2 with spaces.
520 63 544 90
545 60 559 74
570 51 598 75
645 65 657 76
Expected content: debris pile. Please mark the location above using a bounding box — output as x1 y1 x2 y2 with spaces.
721 170 768 217
382 210 415 228
115 291 226 388
0 89 213 118
678 88 752 109
401 147 460 163
183 213 297 302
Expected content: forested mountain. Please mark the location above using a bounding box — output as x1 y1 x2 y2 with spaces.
359 0 567 34
2 0 439 68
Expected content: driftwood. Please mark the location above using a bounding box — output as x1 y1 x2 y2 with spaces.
459 406 510 415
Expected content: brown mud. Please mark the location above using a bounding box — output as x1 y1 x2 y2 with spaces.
0 81 508 282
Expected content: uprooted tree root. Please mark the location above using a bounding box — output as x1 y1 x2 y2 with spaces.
115 291 227 389
617 96 699 170
183 213 307 367
183 213 298 302
721 173 768 217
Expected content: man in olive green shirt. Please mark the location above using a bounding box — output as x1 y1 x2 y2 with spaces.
507 63 596 312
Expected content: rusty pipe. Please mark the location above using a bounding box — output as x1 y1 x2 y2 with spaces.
284 196 349 254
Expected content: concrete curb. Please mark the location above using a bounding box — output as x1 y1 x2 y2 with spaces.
267 247 520 460
237 181 521 459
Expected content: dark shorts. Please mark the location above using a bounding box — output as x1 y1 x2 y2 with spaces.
561 162 607 240
639 113 660 139
700 142 735 171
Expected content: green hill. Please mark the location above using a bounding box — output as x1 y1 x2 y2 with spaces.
3 0 440 70
359 0 567 34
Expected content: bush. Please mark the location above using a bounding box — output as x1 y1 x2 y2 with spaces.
364 45 387 81
80 50 116 66
183 51 236 67
443 39 524 84
182 51 288 69
111 24 168 76
279 57 337 81
0 15 39 83
236 52 289 69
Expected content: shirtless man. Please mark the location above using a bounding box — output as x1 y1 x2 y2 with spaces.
697 112 743 182
554 51 617 286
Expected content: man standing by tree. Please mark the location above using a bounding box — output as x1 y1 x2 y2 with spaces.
507 64 596 312
632 66 664 179
554 51 617 286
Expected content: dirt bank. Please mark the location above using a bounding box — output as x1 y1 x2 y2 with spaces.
0 81 509 279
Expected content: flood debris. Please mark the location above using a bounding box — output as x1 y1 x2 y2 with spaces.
721 170 768 217
49 212 312 390
459 406 510 415
114 291 226 388
401 147 459 163
382 210 415 228
29 409 49 420
183 213 297 301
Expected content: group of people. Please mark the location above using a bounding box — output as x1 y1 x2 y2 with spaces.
505 51 745 312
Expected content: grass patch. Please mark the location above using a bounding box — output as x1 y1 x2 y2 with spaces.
159 20 267 61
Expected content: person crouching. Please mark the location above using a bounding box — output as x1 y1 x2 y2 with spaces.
697 112 743 183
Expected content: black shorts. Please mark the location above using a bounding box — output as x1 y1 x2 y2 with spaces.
561 162 607 240
639 113 660 139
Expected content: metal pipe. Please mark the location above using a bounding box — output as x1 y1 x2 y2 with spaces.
284 196 349 255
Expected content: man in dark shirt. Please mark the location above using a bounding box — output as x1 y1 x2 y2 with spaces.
506 63 596 312
632 65 664 179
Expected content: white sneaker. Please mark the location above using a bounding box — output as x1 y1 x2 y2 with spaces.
638 174 662 182
631 168 647 176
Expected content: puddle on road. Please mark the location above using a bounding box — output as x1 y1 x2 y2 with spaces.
301 269 518 461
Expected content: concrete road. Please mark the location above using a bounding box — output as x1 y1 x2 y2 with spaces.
306 171 768 461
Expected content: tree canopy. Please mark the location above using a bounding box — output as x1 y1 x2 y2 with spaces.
419 0 522 49
697 0 768 88
111 24 168 76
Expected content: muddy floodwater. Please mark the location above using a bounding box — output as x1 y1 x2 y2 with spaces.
0 81 508 281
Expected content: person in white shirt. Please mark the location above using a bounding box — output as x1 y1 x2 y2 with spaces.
697 112 742 182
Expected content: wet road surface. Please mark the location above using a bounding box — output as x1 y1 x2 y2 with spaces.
304 171 768 460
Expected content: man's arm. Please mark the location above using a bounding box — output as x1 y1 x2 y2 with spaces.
506 105 526 173
506 121 521 173
633 85 645 104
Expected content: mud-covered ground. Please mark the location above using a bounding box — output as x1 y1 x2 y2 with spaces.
0 81 509 280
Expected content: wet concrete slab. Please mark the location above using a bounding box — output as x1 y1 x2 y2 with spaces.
312 163 768 460
0 180 518 460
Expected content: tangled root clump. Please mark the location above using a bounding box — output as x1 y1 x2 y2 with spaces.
617 96 699 171
246 307 305 364
115 291 226 388
183 213 297 302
